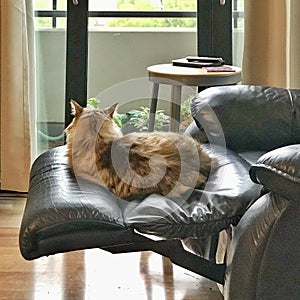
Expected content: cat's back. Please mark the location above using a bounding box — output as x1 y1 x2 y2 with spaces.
114 131 202 159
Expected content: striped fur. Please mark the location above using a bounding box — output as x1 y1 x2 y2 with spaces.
65 101 213 199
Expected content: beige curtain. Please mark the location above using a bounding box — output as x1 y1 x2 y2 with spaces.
286 0 300 88
242 0 300 88
0 0 36 192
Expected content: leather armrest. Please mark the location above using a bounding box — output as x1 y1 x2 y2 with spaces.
184 120 208 143
250 144 300 201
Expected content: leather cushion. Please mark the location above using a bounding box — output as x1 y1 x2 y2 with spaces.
20 145 263 259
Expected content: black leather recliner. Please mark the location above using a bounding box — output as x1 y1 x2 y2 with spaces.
189 85 300 299
19 85 300 298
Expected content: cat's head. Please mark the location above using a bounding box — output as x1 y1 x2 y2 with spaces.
65 100 122 166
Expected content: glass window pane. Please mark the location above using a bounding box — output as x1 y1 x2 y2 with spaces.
35 0 53 10
34 1 66 154
89 0 118 11
33 0 243 150
88 0 196 11
89 17 196 29
56 17 67 28
35 17 52 28
237 0 244 11
57 0 67 10
87 4 198 125
232 0 244 67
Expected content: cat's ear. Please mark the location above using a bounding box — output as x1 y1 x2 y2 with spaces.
70 100 83 116
105 103 118 118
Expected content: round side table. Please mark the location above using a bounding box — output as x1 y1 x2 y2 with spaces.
147 63 242 131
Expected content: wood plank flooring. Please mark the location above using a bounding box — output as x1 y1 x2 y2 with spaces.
0 197 223 300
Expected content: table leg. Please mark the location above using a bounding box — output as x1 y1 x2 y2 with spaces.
148 83 159 132
170 85 182 132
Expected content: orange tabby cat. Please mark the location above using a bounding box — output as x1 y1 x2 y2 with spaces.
65 100 213 199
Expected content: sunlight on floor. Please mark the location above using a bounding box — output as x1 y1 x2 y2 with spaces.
0 197 223 300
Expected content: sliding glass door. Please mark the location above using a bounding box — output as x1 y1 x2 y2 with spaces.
65 0 234 125
34 0 244 152
34 0 67 154
65 0 199 126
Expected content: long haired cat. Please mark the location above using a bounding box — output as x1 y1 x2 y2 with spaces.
65 100 213 199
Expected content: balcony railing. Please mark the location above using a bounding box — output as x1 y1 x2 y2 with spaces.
34 2 243 29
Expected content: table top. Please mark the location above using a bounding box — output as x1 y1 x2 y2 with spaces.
147 63 242 86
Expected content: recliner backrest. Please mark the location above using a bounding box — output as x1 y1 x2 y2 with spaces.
191 85 300 152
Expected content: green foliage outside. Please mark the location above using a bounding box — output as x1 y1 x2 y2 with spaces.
126 107 170 131
109 0 196 28
87 98 170 130
108 17 196 28
87 97 192 132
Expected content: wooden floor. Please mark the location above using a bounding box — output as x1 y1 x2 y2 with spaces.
0 197 223 300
